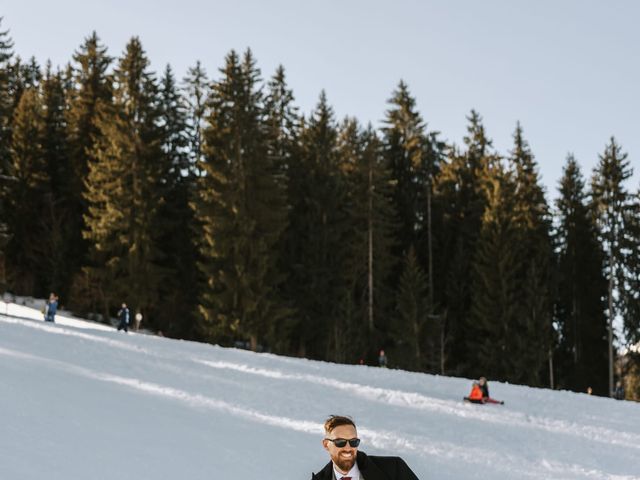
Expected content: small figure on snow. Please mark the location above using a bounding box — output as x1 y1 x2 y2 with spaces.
44 293 58 323
134 311 143 331
117 302 130 332
613 381 625 400
464 377 504 405
378 349 388 368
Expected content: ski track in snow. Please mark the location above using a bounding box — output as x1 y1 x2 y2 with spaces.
0 343 635 480
193 359 640 452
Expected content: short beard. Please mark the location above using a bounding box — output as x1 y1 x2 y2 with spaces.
333 454 356 473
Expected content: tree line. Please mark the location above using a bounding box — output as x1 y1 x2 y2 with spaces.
1 21 639 397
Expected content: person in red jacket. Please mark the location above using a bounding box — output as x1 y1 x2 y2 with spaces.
464 378 504 405
464 381 485 404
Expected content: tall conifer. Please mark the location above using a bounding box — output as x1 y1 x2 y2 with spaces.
83 37 165 318
66 32 113 312
469 162 522 381
195 50 288 351
434 111 493 375
554 155 609 394
155 64 199 337
591 137 633 395
508 124 554 386
5 87 48 293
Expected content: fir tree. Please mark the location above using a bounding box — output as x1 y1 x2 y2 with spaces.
381 80 426 256
469 162 522 381
508 123 554 386
263 65 299 352
83 37 165 319
5 87 49 294
434 110 494 376
283 91 346 359
40 64 72 295
195 50 289 351
554 155 609 394
65 32 113 312
155 64 199 337
591 137 633 396
336 120 396 363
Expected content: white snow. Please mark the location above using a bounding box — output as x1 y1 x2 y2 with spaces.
1 299 639 479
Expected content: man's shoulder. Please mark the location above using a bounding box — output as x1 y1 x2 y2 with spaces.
359 452 419 480
311 461 333 480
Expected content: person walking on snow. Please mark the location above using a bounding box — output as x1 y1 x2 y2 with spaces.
117 303 130 332
44 293 58 323
311 415 419 480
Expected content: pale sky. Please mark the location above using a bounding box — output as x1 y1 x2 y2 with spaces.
1 0 638 198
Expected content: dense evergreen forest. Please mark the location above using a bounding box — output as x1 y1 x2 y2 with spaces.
1 20 639 398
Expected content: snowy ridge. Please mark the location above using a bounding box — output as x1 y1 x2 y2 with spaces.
1 302 639 479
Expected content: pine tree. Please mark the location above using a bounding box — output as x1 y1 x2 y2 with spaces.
433 110 494 376
508 123 554 386
263 65 300 352
554 155 609 394
40 64 72 296
155 64 199 337
4 87 49 294
65 32 113 313
336 119 396 363
194 50 289 351
283 91 346 359
381 80 426 257
83 37 165 319
469 162 522 381
591 137 633 396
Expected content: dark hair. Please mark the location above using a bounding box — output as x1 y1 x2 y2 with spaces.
324 415 356 434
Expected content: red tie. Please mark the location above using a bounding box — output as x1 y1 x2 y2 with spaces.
341 477 351 480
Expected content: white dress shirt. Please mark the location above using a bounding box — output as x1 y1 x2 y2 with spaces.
333 460 361 480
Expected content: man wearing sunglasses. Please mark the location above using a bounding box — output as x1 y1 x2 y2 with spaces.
311 415 419 480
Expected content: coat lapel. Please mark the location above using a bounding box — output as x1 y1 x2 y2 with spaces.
357 451 387 480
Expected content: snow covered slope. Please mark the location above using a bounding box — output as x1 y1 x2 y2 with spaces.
1 300 639 479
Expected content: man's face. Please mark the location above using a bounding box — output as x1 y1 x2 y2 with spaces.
323 424 358 473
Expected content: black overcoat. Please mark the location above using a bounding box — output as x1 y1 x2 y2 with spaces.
311 451 420 480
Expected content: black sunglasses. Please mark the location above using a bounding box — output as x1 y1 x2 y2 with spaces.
325 438 361 448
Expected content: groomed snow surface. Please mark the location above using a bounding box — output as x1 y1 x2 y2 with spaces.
1 299 639 480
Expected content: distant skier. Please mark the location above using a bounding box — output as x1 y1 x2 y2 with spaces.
117 303 130 332
464 377 504 405
44 293 58 323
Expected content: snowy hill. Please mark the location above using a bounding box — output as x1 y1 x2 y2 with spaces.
1 300 639 480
